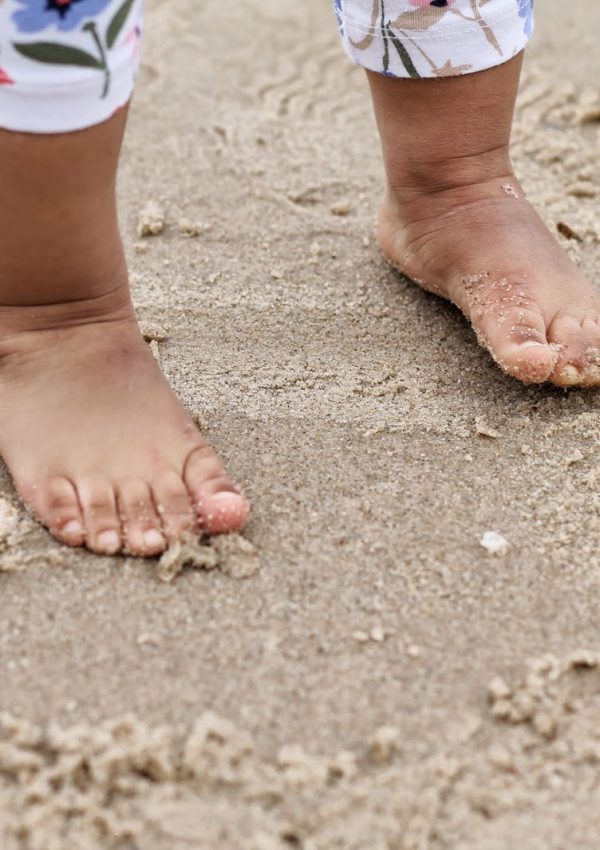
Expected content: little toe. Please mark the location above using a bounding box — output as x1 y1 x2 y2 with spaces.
579 316 600 386
117 478 166 557
548 313 592 387
473 302 555 384
152 468 197 543
39 476 85 547
77 475 122 555
183 443 249 534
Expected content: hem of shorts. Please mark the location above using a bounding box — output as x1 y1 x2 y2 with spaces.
338 7 530 41
0 64 137 133
343 39 529 78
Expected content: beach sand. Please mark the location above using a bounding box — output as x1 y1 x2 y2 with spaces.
1 0 599 846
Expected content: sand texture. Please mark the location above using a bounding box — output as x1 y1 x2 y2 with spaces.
1 0 599 846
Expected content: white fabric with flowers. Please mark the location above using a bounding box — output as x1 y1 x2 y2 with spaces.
0 0 534 133
0 0 142 132
335 0 534 78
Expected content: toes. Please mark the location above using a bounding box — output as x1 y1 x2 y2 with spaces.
472 300 555 385
152 469 197 543
117 478 166 557
548 312 600 387
183 443 249 534
77 475 122 555
40 476 85 548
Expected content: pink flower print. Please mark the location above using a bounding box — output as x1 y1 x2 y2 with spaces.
0 67 14 85
123 23 142 58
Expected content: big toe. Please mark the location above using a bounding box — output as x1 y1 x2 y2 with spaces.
200 491 250 534
471 300 555 384
183 443 250 534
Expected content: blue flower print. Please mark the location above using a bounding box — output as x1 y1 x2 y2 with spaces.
11 0 136 99
334 0 343 35
12 0 115 33
517 0 534 38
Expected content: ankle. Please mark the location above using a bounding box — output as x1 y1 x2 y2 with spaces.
0 278 135 348
384 145 515 207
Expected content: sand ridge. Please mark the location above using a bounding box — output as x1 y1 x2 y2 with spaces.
3 652 600 848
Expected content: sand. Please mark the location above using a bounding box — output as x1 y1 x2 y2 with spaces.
0 0 599 846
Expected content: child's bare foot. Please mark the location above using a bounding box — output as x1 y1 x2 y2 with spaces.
368 57 600 387
0 292 249 556
0 112 248 557
378 175 600 387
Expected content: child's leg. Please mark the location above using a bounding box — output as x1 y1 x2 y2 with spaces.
336 1 600 387
0 1 248 556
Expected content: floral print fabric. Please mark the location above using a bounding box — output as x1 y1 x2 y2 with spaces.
0 0 143 132
336 0 534 78
0 0 534 134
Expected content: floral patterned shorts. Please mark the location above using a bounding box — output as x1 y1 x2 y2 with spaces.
337 0 534 78
0 0 533 134
0 0 143 132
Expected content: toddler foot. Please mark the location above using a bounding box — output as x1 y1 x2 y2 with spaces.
367 58 600 387
379 174 600 386
0 290 249 556
0 112 248 558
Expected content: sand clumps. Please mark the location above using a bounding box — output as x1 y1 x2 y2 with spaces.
0 710 364 850
488 650 600 739
156 533 260 583
137 200 166 237
0 499 34 572
4 651 600 849
139 320 169 343
136 202 210 239
0 500 21 560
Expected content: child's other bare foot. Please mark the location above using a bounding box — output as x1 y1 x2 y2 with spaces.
0 114 248 557
378 176 600 387
368 57 600 387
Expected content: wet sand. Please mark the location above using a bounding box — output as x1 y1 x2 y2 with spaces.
1 0 600 846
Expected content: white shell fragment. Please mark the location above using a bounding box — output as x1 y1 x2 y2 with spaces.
480 531 510 556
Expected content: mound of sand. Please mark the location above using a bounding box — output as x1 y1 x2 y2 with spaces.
3 652 600 849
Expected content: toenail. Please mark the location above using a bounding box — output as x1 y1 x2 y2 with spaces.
62 519 83 536
143 529 165 550
557 364 581 384
520 341 547 350
97 530 120 552
585 366 600 383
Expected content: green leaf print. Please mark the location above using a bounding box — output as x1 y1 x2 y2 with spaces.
107 0 136 49
385 26 421 79
380 0 390 73
12 41 103 69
